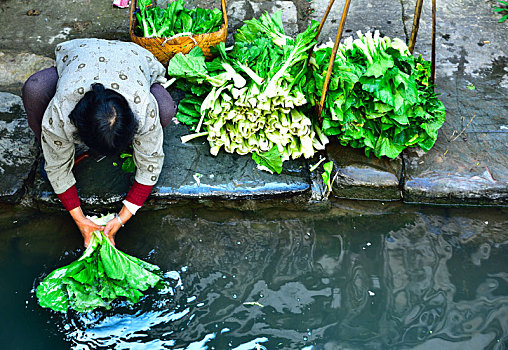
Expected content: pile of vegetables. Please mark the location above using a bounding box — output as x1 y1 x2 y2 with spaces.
36 215 162 313
136 0 223 38
169 12 329 173
307 31 445 159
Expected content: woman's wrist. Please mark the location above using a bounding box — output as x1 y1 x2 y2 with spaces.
69 206 85 222
115 213 124 227
117 205 133 226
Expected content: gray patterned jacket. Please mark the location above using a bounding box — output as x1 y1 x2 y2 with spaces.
41 38 167 194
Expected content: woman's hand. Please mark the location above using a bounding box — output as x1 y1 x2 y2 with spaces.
103 218 122 246
69 207 104 247
103 206 133 246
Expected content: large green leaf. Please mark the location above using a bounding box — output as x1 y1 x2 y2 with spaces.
167 47 208 83
36 215 163 313
365 54 394 78
252 146 283 174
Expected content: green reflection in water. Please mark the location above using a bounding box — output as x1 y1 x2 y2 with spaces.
0 202 507 349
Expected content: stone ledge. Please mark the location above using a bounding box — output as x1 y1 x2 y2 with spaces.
0 93 38 203
326 143 403 201
152 123 311 200
30 122 312 210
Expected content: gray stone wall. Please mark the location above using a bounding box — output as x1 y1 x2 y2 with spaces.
0 0 506 209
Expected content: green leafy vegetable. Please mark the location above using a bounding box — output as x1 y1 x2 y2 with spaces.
169 11 328 172
321 161 334 194
252 146 283 174
136 0 223 38
175 95 204 127
494 0 508 22
307 31 445 158
36 214 162 313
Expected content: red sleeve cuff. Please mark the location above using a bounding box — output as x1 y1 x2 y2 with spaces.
125 181 153 206
57 185 81 211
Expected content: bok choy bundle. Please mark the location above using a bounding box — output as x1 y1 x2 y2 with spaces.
307 31 445 159
36 214 162 313
168 11 329 173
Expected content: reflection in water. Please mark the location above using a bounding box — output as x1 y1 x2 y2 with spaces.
381 216 508 349
0 204 507 349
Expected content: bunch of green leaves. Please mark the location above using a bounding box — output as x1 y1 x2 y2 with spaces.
494 0 508 22
36 215 162 313
307 31 445 158
136 0 223 38
168 11 329 174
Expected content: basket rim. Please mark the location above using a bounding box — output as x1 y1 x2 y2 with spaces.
129 0 228 44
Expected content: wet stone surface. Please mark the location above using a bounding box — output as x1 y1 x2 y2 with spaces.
0 0 131 58
400 0 508 204
1 0 508 207
0 51 54 91
32 149 133 210
401 0 508 81
327 143 403 201
0 93 38 203
310 0 405 45
152 122 311 200
403 75 508 205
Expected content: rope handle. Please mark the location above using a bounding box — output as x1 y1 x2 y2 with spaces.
315 0 352 120
407 0 437 84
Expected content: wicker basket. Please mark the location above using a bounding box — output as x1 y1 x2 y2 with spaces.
129 0 228 66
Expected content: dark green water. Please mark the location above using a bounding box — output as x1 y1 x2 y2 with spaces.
0 202 507 349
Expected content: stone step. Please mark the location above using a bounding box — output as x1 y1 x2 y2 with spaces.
400 0 508 205
30 121 312 210
0 0 507 208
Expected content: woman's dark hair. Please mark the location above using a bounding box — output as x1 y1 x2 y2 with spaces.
70 83 137 156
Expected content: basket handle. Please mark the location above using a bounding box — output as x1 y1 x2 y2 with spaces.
221 0 228 30
129 0 136 36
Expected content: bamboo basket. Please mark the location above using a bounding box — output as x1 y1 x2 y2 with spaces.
129 0 228 66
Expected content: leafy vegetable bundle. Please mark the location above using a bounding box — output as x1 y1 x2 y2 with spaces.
307 31 445 158
169 12 329 173
36 215 162 313
136 0 223 38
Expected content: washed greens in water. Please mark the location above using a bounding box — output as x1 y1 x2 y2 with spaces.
36 214 162 313
169 11 329 173
307 31 445 158
136 0 223 38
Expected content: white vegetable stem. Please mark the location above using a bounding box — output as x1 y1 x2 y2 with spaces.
181 131 209 143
